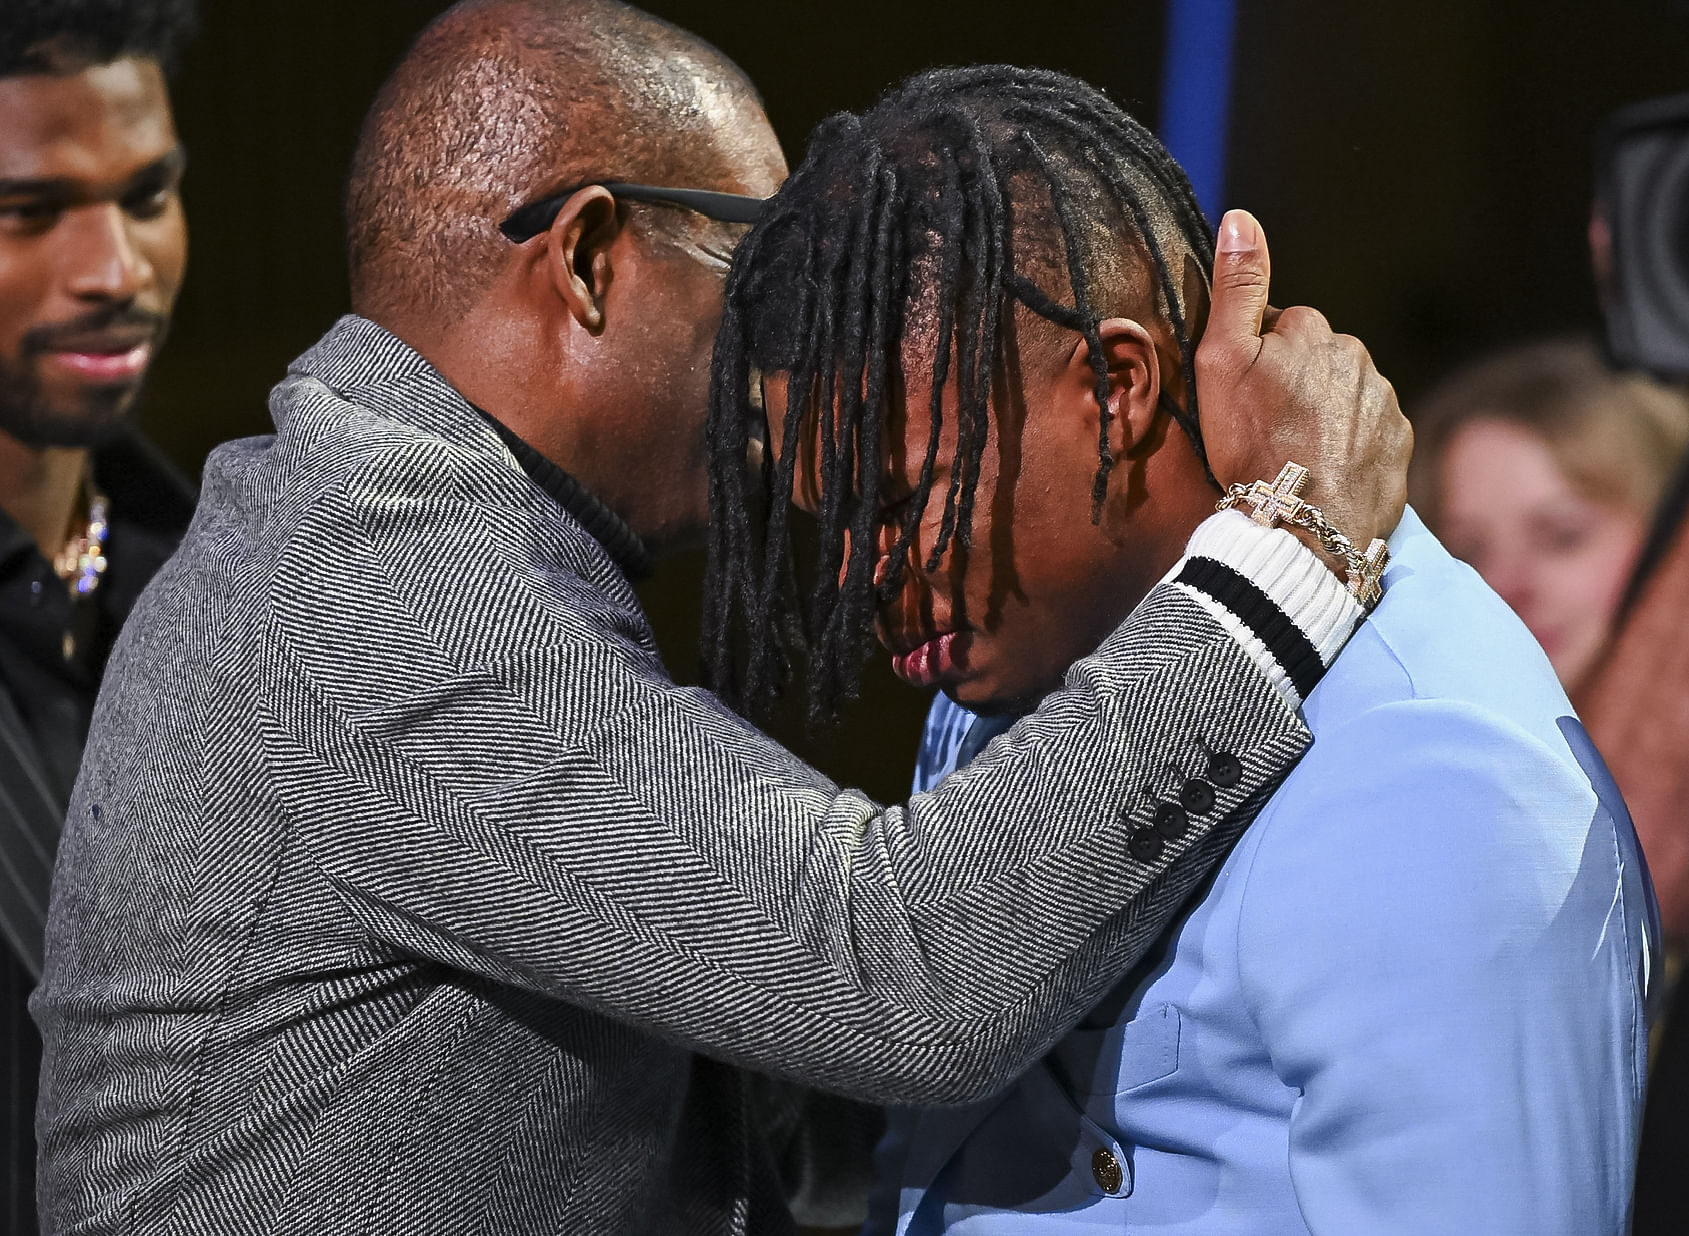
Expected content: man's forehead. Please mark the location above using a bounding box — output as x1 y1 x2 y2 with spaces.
0 57 177 181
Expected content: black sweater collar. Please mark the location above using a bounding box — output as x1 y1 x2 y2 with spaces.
474 409 652 580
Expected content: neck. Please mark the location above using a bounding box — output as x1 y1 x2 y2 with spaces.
0 429 88 559
1110 428 1224 607
389 310 707 561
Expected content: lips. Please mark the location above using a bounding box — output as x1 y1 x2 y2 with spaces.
44 340 153 383
889 630 971 688
26 313 163 386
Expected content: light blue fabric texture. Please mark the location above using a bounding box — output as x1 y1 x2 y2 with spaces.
873 509 1658 1235
911 696 975 796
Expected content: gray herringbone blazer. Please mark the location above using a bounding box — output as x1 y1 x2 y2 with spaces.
34 317 1310 1235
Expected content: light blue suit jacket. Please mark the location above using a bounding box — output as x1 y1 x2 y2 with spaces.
874 510 1658 1235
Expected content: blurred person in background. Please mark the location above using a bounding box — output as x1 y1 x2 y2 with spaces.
0 1 196 1229
1409 337 1689 696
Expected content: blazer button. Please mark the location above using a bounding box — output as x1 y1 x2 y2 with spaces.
1128 827 1164 861
1092 1147 1124 1194
1154 802 1188 838
1207 752 1243 788
1180 778 1217 814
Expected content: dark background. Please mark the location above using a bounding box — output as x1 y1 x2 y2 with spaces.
138 0 1689 799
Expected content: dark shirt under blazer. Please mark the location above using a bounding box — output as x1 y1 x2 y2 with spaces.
35 317 1312 1235
1 433 193 1236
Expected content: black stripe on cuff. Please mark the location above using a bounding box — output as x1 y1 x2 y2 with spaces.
1176 555 1324 701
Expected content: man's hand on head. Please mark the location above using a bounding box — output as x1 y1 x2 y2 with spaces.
1194 209 1411 553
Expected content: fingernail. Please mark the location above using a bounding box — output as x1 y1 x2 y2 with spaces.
1218 210 1257 253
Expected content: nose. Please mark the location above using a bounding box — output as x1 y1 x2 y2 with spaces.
872 513 910 588
836 516 907 593
63 203 151 303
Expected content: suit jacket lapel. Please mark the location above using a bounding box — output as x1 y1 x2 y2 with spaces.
0 684 64 980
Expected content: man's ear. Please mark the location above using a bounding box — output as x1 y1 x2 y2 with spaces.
542 186 620 334
1059 317 1163 454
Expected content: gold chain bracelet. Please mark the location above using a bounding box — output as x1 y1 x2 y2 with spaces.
1215 463 1390 609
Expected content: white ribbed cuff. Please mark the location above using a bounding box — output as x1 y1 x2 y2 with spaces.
1166 510 1366 709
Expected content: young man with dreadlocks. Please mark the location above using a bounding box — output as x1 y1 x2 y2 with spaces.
706 66 1657 1234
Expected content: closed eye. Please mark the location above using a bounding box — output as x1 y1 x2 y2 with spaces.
121 179 176 220
0 196 65 231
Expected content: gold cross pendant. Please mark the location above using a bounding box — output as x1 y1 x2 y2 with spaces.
1349 538 1391 608
1241 462 1310 528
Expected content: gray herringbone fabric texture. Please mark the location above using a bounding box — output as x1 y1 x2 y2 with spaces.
34 317 1311 1235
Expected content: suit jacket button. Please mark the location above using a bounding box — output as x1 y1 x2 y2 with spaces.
1128 827 1164 861
1207 752 1243 788
1092 1147 1124 1193
1128 824 1168 864
1154 802 1188 838
1180 778 1216 814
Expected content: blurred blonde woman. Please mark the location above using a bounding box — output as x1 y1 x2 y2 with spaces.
1411 338 1689 695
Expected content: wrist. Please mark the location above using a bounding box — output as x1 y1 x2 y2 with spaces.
1282 525 1354 582
1167 510 1367 708
1214 463 1391 609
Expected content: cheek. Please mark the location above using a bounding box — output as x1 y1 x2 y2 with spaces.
631 273 722 407
0 241 49 353
141 205 189 303
666 275 727 402
951 522 1111 662
1556 523 1645 623
682 268 726 337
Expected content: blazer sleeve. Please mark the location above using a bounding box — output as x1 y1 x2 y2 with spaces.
263 448 1316 1107
1236 700 1648 1236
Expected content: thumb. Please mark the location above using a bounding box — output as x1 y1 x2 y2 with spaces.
1207 209 1272 347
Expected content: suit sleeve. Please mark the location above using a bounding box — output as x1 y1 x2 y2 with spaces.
1236 700 1647 1236
263 449 1328 1106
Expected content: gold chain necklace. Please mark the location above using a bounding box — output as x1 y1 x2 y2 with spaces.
52 482 111 600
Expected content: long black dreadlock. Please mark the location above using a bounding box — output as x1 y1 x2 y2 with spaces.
704 65 1216 726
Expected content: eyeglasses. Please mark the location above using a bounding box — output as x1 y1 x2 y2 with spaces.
498 180 768 244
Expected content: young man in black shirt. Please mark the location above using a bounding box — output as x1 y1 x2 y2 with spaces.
0 2 196 1226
